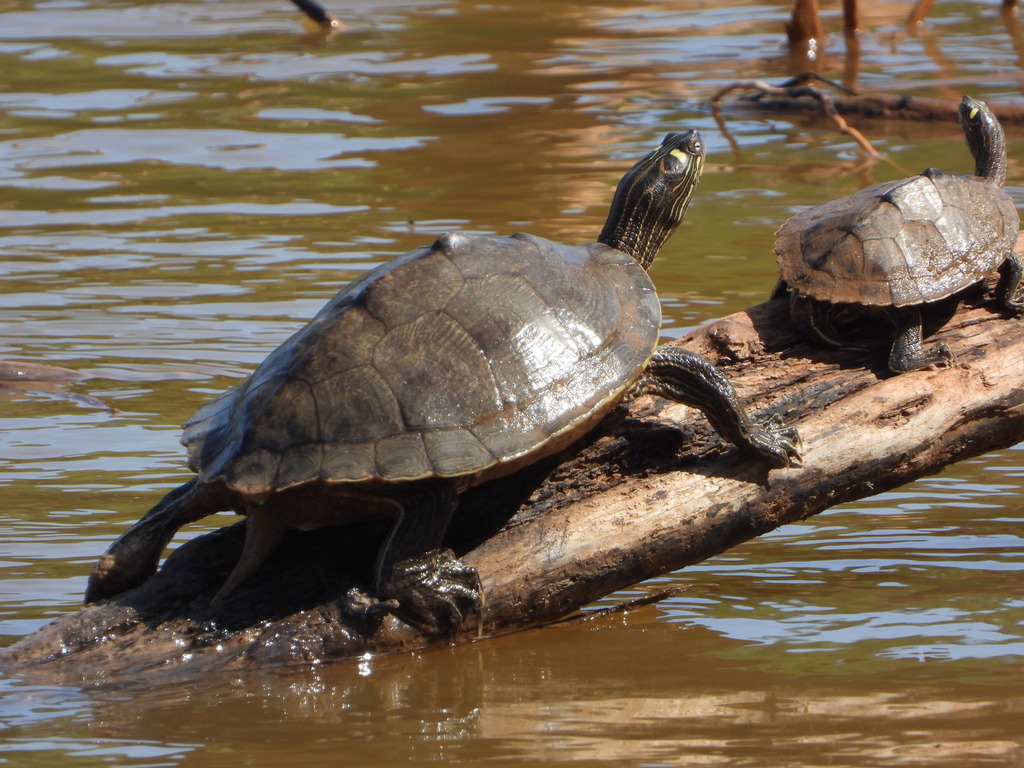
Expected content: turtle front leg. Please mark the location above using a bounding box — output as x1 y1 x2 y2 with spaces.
887 306 952 373
637 346 801 468
371 479 482 637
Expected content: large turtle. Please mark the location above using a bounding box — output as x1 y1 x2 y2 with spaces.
86 131 801 635
773 96 1022 373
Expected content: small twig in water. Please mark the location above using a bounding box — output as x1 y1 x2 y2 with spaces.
289 0 343 33
710 76 881 158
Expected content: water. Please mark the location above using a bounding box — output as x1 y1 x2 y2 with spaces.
1 0 1023 764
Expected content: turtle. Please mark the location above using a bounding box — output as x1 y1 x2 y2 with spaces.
85 131 801 636
772 95 1022 373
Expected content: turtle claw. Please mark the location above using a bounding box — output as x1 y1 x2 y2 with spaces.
749 412 803 468
889 340 954 373
928 343 954 369
340 588 401 636
926 343 955 370
378 549 483 638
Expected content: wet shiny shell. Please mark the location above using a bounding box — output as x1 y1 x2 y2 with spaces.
181 232 661 497
775 170 1020 306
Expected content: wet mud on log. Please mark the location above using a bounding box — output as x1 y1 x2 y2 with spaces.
3 273 1024 683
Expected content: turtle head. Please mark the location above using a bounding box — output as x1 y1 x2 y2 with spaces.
959 96 1007 187
599 130 706 271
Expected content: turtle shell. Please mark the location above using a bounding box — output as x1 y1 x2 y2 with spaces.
181 232 660 497
775 170 1020 307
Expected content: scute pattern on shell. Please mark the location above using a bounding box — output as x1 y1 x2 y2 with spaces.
181 232 661 496
775 170 1020 306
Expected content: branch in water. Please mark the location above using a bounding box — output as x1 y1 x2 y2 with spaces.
289 0 342 33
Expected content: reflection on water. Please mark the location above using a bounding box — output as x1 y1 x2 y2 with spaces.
1 0 1023 765
1 614 1022 767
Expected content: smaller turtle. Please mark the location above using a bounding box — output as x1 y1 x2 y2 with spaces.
773 95 1022 373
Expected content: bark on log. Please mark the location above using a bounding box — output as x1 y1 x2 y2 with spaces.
4 266 1024 684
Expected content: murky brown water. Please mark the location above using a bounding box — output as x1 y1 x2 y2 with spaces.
2 0 1024 765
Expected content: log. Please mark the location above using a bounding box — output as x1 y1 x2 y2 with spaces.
3 267 1024 683
718 87 1024 126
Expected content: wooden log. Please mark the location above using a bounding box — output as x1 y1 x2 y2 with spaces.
3 270 1024 683
719 88 1024 126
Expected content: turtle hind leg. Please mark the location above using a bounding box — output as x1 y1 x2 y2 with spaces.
789 291 869 352
769 277 789 300
372 479 482 637
212 502 288 602
85 478 222 604
638 346 802 468
887 306 952 373
997 251 1024 312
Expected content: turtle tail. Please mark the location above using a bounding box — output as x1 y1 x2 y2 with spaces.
85 478 224 604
